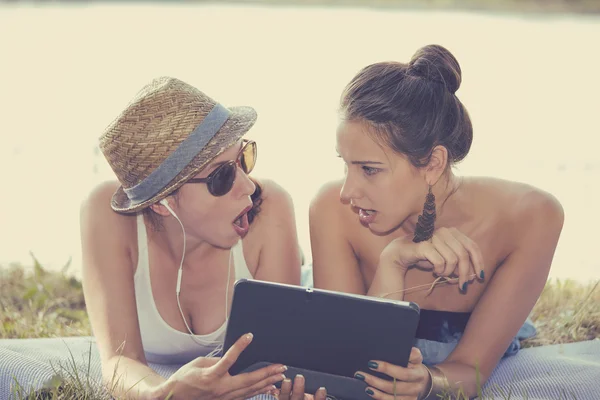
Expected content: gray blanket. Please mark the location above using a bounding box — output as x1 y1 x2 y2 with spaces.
0 336 598 399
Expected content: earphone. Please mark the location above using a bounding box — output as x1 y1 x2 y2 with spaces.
159 198 233 356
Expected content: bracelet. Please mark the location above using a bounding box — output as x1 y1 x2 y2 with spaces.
421 366 451 400
420 365 433 400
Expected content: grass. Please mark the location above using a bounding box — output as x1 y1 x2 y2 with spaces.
0 255 91 339
1 255 598 399
521 278 599 348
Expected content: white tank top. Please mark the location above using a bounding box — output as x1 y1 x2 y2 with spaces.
134 214 253 364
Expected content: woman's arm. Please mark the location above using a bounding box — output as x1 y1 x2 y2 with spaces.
80 182 167 399
309 181 366 294
252 179 302 285
433 191 564 398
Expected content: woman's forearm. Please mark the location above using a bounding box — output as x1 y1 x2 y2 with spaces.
102 356 170 400
369 258 483 398
367 261 407 300
429 361 484 400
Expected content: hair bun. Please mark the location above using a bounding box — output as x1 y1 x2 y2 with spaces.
407 44 462 94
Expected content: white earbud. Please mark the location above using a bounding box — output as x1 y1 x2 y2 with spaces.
157 196 232 356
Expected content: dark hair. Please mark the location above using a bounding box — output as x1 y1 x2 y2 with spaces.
340 44 473 168
142 178 263 231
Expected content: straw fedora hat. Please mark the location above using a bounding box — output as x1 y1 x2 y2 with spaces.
99 76 257 213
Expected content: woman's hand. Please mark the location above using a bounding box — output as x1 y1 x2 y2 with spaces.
380 227 485 292
274 374 328 400
354 347 430 400
159 333 286 400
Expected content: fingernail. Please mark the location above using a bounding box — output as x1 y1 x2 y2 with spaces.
462 282 468 292
280 374 287 381
480 270 485 280
367 361 378 370
278 365 288 373
246 333 253 341
354 373 365 380
294 374 304 381
366 388 375 396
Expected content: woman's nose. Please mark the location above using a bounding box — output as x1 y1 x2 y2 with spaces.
236 166 256 196
340 172 360 203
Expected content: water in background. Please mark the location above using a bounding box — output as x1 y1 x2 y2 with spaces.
0 4 598 282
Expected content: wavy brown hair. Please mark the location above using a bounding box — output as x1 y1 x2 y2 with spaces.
340 44 473 169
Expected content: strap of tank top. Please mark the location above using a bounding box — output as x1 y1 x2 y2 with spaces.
231 239 252 280
136 214 150 274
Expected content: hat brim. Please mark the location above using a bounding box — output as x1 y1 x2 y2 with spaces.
109 106 257 213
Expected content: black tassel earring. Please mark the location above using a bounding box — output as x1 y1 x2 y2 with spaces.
413 185 436 243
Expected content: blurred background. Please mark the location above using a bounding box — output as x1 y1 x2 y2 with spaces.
0 0 598 283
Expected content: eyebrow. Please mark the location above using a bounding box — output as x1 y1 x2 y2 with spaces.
336 154 383 165
351 161 384 165
336 150 384 165
205 142 245 172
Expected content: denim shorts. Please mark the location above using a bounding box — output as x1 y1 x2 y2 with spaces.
415 318 537 365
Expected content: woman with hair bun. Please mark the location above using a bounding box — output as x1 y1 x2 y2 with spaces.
309 45 564 399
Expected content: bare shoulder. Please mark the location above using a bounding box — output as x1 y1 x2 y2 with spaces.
257 178 294 207
81 181 132 226
309 179 359 230
82 180 120 211
509 181 564 237
80 180 137 260
252 178 296 225
311 179 343 205
245 178 298 244
309 179 345 216
475 177 564 244
243 178 302 278
484 177 563 224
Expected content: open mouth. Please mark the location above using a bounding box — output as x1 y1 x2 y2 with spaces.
358 208 377 225
232 205 252 237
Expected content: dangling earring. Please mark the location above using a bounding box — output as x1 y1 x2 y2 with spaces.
413 185 436 243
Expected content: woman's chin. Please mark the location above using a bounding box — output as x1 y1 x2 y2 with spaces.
366 221 390 235
224 235 242 248
208 233 240 250
367 219 405 236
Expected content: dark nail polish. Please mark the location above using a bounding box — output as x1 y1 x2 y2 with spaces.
354 373 365 380
480 270 485 280
366 388 375 396
462 282 468 292
367 361 378 369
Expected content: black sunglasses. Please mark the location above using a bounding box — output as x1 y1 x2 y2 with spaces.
186 140 257 196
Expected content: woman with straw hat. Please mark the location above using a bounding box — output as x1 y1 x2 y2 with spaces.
80 77 323 399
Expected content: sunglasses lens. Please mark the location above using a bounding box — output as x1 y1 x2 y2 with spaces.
208 163 236 196
204 141 256 197
240 141 257 174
